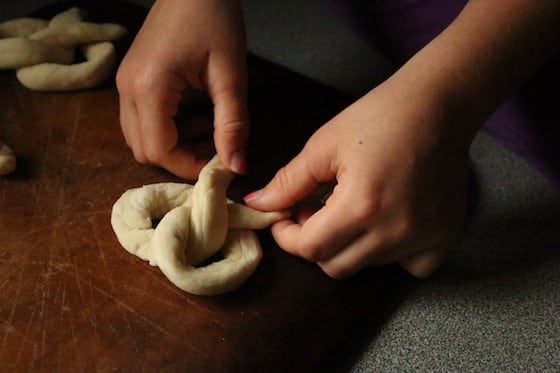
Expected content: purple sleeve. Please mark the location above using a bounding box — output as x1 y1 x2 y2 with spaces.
329 0 560 189
328 0 468 64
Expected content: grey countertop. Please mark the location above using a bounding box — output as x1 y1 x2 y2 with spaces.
2 1 559 371
241 3 560 369
351 131 560 371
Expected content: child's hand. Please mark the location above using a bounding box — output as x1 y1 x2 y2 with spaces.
244 81 473 278
244 0 560 278
116 0 248 179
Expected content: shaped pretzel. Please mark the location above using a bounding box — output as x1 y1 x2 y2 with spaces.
16 41 117 91
0 17 48 38
111 156 289 295
0 37 74 69
0 7 127 91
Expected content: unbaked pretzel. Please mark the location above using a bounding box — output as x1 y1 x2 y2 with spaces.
0 8 126 91
0 37 74 69
111 156 289 295
30 21 127 47
0 141 16 175
0 18 48 38
16 41 117 91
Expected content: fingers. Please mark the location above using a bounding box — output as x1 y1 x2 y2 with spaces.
243 138 377 267
207 53 249 174
317 232 448 279
119 96 138 149
118 54 250 179
397 247 449 278
244 148 449 279
118 71 209 179
276 211 448 280
268 185 368 262
244 142 337 211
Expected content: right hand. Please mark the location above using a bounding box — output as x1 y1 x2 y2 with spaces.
244 77 474 279
116 0 249 179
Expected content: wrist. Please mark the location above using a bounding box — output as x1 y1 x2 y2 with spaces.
379 61 481 156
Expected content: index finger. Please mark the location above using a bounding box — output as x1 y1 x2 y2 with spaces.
270 181 369 262
136 81 209 179
207 53 249 174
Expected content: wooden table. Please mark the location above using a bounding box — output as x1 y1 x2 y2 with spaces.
0 2 412 371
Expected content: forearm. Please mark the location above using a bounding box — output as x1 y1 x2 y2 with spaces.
385 0 560 144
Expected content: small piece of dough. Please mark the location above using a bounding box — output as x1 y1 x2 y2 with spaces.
0 18 48 38
0 37 74 69
0 141 16 175
16 41 117 91
111 156 290 295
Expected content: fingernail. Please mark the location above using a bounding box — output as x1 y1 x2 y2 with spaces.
243 189 262 203
231 152 247 175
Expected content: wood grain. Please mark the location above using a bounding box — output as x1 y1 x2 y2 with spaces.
0 2 413 371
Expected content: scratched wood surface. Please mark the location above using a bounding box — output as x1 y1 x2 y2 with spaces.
0 2 411 371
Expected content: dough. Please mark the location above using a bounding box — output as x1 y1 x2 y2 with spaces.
0 141 16 175
0 37 74 69
47 7 86 28
16 42 117 91
29 22 127 47
0 7 127 91
0 18 48 38
111 156 289 295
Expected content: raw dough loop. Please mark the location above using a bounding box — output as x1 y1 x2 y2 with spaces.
0 38 74 69
111 156 289 295
16 42 117 91
0 7 127 90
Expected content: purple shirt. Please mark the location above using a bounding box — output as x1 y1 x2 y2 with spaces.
330 0 560 188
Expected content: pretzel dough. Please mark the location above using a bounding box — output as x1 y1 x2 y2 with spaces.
0 18 48 37
47 7 86 28
111 156 289 295
16 42 117 91
29 22 127 47
0 141 16 175
0 37 74 69
0 8 127 91
0 8 84 38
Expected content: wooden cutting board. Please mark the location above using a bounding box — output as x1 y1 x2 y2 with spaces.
0 2 412 371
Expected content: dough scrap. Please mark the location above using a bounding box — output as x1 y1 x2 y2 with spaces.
0 141 16 175
111 156 289 295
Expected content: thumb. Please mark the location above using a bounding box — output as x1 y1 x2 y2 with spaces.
244 140 336 211
207 54 249 174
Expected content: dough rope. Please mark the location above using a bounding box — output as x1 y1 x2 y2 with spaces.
0 7 127 91
16 42 117 91
0 18 48 38
0 140 16 175
111 156 290 295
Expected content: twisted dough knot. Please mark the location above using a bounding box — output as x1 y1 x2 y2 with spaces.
0 7 127 91
111 156 290 296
